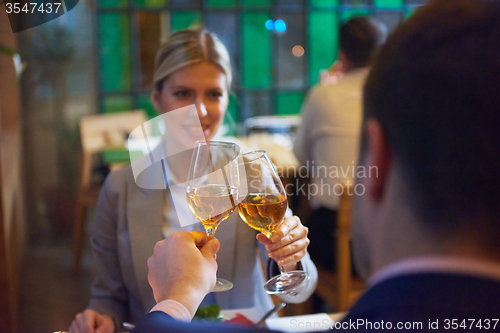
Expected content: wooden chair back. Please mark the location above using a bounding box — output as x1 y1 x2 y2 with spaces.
78 110 147 190
313 183 365 312
73 110 147 273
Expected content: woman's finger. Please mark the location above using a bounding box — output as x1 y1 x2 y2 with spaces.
268 238 310 263
273 249 308 266
271 216 300 242
256 233 272 245
267 225 308 252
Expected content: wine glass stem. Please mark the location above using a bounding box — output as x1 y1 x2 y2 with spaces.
279 265 291 281
205 226 217 236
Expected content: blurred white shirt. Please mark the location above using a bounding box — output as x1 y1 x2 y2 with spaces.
294 68 369 210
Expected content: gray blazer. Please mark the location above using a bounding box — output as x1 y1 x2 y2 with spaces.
88 164 317 329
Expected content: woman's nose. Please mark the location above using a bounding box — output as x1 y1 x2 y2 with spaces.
196 101 208 118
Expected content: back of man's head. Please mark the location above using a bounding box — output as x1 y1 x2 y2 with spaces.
363 0 500 247
339 16 387 68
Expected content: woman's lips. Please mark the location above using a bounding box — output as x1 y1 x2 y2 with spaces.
182 124 210 138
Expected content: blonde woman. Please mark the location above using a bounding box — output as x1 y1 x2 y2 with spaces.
69 29 317 333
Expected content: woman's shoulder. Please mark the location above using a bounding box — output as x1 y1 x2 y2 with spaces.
103 164 135 193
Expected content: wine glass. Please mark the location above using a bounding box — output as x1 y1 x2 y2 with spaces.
186 140 240 292
237 151 309 295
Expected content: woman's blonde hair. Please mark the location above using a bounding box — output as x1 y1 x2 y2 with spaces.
153 28 232 91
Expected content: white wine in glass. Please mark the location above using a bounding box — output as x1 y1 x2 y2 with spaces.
186 141 240 292
187 184 238 234
238 151 309 295
238 193 287 238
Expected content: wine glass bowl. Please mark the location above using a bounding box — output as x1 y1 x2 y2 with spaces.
238 193 287 238
186 184 238 235
186 140 240 291
237 151 309 295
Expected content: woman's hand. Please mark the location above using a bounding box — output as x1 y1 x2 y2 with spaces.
69 309 114 333
257 215 310 272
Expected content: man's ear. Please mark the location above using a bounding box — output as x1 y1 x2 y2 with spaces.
151 88 162 111
363 119 392 202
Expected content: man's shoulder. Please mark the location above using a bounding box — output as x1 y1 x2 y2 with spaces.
344 273 500 326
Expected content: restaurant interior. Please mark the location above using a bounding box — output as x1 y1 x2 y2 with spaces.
0 0 426 332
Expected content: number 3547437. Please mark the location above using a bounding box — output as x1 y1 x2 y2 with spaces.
5 2 62 14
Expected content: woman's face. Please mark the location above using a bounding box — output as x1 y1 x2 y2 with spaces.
152 61 229 142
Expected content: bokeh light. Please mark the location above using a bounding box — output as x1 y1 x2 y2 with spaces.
274 20 286 33
292 45 305 57
265 20 274 31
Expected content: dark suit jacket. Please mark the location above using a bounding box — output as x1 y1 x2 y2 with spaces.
131 273 500 332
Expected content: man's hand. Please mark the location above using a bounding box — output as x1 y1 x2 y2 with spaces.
69 309 114 333
147 231 220 317
257 216 310 272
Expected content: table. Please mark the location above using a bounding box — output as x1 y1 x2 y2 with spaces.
230 133 299 172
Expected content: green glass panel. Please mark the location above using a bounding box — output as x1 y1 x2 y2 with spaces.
242 0 271 7
207 0 236 7
102 96 133 114
309 11 337 85
99 13 132 92
374 0 403 8
99 0 127 8
340 9 371 22
222 94 239 136
311 0 338 7
102 148 130 165
138 95 159 119
171 12 202 31
276 92 305 116
242 12 272 88
135 0 168 7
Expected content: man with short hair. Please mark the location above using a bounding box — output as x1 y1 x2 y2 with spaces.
132 0 500 331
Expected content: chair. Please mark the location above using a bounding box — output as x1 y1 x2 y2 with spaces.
73 110 147 274
313 183 365 312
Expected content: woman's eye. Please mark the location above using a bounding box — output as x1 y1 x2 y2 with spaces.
209 91 223 99
174 90 189 98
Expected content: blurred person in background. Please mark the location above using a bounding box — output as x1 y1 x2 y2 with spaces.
69 28 317 333
293 17 387 288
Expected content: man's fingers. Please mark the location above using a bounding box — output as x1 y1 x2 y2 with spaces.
161 231 208 251
200 238 220 260
189 231 209 248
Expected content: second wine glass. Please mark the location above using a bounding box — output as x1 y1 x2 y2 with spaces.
237 150 309 295
186 140 240 292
